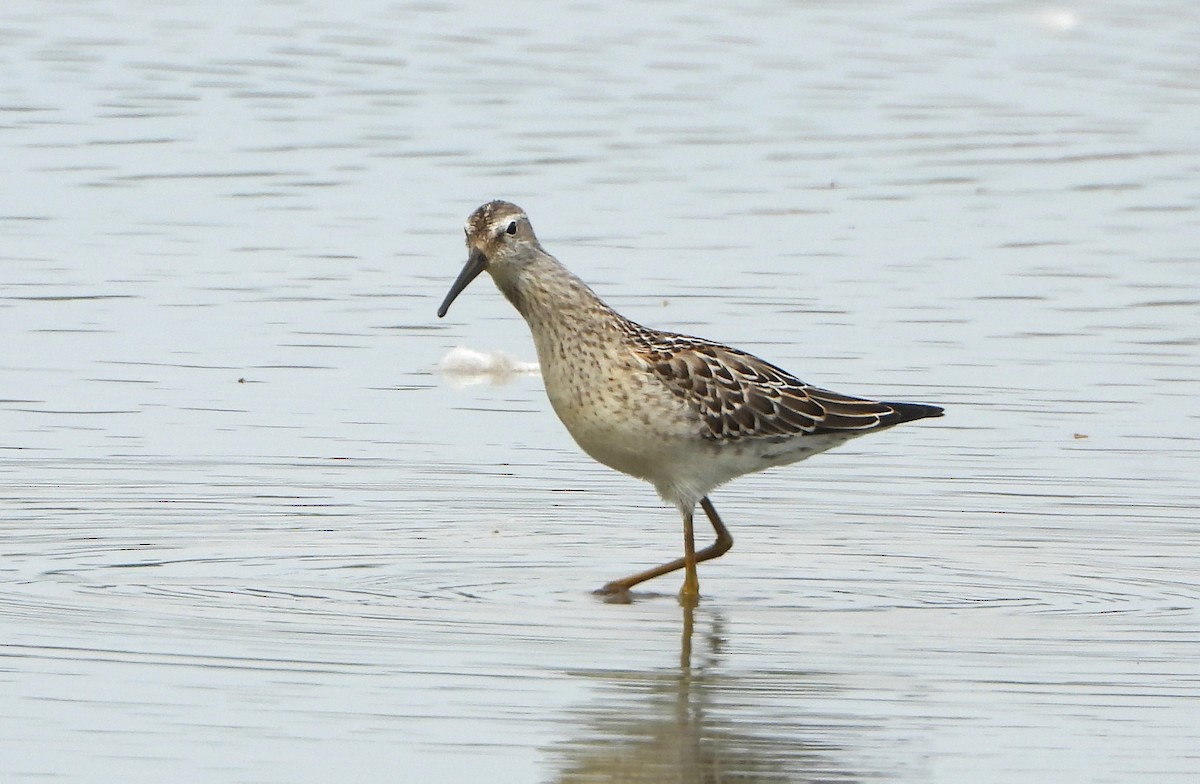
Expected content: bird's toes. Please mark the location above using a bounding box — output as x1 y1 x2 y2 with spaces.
593 583 634 603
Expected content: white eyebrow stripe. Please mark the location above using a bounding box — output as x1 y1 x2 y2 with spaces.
475 214 527 233
465 205 528 237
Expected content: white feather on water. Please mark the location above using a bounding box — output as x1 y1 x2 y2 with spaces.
436 345 540 387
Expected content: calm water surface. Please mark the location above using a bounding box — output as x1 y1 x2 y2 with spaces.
2 1 1198 782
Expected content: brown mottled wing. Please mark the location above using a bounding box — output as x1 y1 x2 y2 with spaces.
625 325 936 441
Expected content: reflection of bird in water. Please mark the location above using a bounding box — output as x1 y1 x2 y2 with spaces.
547 607 864 784
438 201 942 604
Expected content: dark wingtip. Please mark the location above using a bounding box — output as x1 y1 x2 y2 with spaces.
883 401 945 425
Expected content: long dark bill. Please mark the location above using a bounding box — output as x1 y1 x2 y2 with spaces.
436 248 488 318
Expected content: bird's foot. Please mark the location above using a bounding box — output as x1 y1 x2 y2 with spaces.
677 586 700 608
594 581 634 603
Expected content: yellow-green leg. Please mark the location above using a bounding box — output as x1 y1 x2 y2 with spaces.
678 507 700 606
596 496 733 599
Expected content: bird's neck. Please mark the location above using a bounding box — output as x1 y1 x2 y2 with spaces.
493 253 615 336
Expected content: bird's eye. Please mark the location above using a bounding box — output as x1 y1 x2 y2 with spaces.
505 221 517 235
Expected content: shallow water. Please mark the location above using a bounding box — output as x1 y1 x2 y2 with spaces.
3 0 1199 781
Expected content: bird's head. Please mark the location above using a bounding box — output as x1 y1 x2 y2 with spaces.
437 200 540 318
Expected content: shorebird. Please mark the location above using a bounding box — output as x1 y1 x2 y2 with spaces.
437 200 943 604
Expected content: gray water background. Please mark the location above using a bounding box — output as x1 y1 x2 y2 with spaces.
2 1 1198 781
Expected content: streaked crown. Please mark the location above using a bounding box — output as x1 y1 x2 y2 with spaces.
466 200 529 242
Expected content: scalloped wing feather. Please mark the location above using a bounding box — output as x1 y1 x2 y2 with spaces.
621 323 934 442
